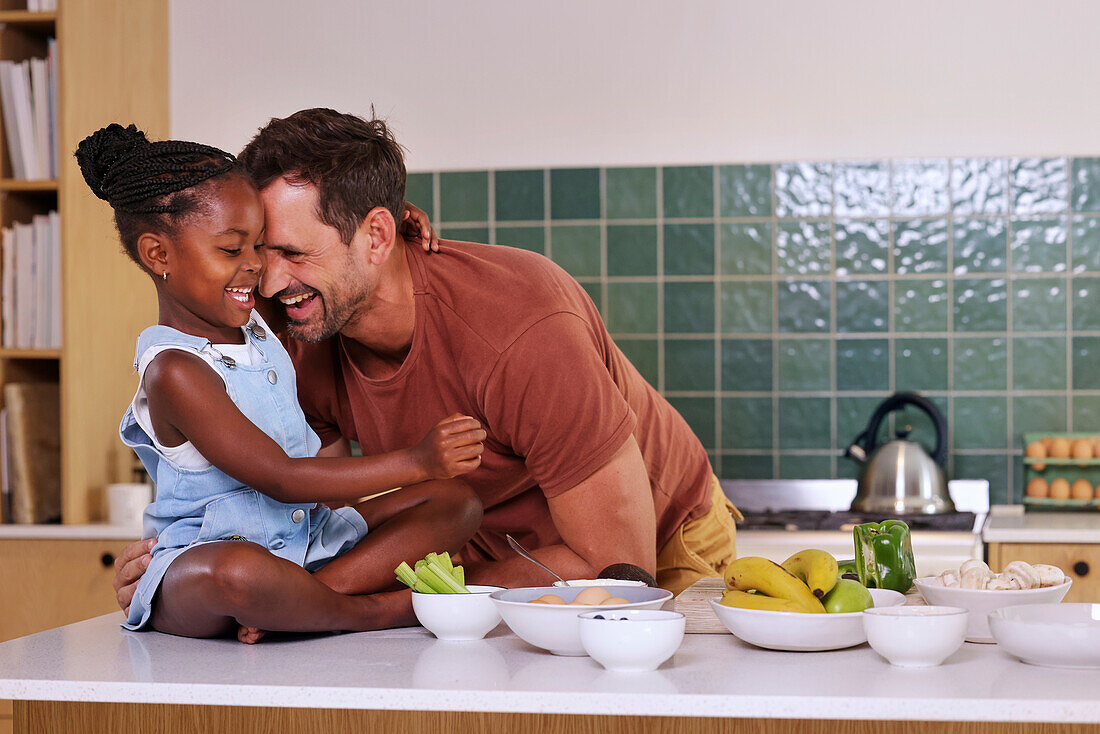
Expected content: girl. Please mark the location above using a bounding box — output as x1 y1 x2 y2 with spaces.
76 123 485 643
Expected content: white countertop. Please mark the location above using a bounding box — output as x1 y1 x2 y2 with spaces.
983 507 1100 543
0 613 1097 723
0 523 139 540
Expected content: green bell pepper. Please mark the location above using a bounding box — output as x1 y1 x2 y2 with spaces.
853 520 916 593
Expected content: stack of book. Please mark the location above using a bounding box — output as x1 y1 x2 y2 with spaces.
0 40 58 180
0 381 61 524
1 211 60 349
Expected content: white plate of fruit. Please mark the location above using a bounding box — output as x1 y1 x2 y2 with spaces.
709 551 904 652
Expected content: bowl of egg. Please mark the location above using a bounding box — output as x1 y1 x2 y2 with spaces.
489 585 673 656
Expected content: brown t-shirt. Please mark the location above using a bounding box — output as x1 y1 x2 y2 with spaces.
288 240 714 563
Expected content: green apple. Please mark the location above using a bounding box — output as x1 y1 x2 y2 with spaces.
821 578 873 613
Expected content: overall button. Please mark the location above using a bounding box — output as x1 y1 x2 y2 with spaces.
249 322 267 340
291 509 305 523
269 539 285 550
267 370 278 384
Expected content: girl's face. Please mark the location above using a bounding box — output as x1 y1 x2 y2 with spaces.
160 177 266 341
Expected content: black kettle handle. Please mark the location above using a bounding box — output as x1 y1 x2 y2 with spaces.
859 392 948 467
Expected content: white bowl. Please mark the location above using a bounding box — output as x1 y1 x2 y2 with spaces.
989 603 1100 669
862 605 969 668
913 578 1072 643
490 585 673 656
578 610 686 672
707 588 904 652
553 579 649 588
411 585 504 641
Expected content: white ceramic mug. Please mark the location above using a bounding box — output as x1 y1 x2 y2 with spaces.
107 483 153 527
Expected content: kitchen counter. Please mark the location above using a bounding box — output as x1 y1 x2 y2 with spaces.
983 506 1100 544
1 613 1098 732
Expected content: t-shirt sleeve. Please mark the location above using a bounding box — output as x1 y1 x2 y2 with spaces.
288 339 345 448
481 312 637 497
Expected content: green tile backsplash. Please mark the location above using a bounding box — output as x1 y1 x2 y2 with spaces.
414 157 1100 504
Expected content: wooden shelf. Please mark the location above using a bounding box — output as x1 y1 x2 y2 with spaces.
0 178 57 192
0 10 56 30
0 347 60 359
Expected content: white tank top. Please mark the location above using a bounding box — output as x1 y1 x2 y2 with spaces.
131 334 263 470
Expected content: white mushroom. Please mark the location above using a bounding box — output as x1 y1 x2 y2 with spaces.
959 560 994 589
1033 564 1066 587
1001 561 1042 590
986 574 1020 591
935 569 960 588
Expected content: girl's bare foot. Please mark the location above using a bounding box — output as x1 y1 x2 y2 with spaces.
237 625 267 644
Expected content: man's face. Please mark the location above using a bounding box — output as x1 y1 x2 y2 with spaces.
258 178 371 342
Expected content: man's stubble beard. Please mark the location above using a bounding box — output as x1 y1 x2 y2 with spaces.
285 276 372 344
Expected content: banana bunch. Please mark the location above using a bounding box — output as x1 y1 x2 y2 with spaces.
719 550 839 614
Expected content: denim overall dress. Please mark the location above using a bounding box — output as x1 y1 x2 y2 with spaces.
120 312 368 630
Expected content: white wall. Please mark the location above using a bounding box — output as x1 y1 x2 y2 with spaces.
170 0 1099 171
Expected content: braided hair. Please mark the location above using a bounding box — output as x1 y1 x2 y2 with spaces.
74 123 245 268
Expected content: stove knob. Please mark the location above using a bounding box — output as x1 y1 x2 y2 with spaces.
1073 561 1090 577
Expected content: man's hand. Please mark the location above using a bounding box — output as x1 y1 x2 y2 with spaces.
400 201 439 252
113 537 156 614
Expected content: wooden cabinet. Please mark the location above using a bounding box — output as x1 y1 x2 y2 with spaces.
0 537 135 733
0 0 167 525
987 542 1100 602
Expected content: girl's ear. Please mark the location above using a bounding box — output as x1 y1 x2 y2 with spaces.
137 233 170 278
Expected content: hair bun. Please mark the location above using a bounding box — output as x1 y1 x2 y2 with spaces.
74 123 150 202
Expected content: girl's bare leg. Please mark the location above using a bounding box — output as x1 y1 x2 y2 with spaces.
309 478 483 596
150 541 412 643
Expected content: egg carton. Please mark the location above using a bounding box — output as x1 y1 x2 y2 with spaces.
1021 432 1100 511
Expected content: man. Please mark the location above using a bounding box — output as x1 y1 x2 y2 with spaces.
113 108 739 627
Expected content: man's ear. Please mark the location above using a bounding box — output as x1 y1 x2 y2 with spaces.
137 232 170 279
359 207 398 265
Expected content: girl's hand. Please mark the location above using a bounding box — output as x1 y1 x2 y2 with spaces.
412 414 485 479
401 201 440 252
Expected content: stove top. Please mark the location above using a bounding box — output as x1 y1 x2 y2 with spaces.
736 509 977 532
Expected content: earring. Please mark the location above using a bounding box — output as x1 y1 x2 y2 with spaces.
162 271 169 280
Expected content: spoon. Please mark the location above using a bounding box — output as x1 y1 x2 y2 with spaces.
505 534 567 585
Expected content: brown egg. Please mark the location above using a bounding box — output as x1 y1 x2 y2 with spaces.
1049 438 1072 459
600 597 630 605
1095 483 1100 500
1071 479 1094 500
1025 441 1047 471
1091 436 1100 456
1025 478 1049 498
533 594 566 605
571 586 613 606
1072 439 1093 465
1049 478 1071 500
1040 436 1054 450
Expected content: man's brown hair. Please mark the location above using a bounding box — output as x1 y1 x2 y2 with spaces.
238 108 406 244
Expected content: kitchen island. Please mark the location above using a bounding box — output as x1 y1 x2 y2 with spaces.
1 613 1097 733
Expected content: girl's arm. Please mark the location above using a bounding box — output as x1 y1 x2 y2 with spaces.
144 350 484 504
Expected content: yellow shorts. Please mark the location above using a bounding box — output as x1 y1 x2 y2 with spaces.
656 476 742 596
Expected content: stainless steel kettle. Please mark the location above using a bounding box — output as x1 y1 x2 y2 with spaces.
844 392 955 514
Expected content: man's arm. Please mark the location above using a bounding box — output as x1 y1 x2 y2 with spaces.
463 435 656 587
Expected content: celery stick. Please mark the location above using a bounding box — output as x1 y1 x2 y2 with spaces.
394 562 419 590
414 564 452 593
453 565 465 587
418 561 467 593
415 558 428 571
438 551 454 572
428 557 468 593
412 579 434 594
